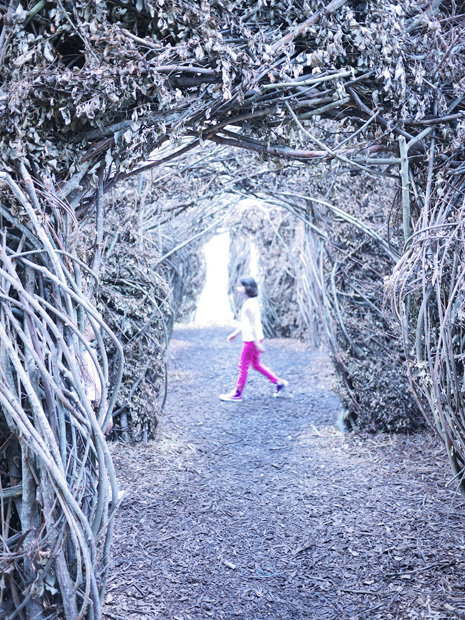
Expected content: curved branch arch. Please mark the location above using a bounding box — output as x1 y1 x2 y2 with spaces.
1 0 465 617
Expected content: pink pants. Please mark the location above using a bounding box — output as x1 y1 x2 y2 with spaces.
235 341 279 394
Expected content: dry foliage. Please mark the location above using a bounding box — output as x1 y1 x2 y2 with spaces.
2 0 465 617
80 197 173 443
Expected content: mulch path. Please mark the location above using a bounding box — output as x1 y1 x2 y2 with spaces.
104 323 465 620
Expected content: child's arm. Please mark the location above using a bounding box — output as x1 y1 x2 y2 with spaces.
82 350 102 403
227 327 241 342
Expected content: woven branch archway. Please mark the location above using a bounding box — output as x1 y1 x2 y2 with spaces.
1 0 465 617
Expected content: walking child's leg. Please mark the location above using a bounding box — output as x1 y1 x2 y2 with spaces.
251 346 280 383
235 342 254 393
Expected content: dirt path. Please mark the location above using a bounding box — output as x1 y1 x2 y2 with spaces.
105 324 465 620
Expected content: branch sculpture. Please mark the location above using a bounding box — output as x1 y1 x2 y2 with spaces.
1 0 465 617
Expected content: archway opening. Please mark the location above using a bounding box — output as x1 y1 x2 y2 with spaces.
194 231 234 324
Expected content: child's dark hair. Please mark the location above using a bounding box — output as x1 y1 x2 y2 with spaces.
240 276 258 298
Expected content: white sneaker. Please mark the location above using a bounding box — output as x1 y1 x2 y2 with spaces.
219 390 243 402
273 380 288 397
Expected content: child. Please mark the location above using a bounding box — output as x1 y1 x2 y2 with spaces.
81 323 113 434
219 276 288 402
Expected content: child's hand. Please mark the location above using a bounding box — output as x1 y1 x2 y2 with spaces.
227 328 241 342
256 342 266 353
104 417 114 434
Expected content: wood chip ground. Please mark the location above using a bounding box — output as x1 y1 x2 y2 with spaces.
104 324 465 620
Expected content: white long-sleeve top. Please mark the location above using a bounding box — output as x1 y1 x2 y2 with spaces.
240 297 264 342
